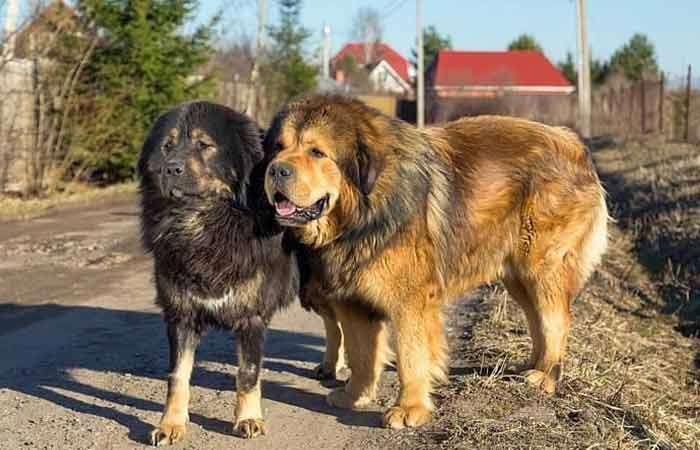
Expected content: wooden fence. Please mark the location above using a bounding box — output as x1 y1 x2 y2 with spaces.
592 75 699 142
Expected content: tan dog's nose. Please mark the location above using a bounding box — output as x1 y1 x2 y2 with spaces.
268 161 294 180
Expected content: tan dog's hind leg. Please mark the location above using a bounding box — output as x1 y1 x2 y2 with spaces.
383 305 444 429
523 287 571 393
506 270 572 394
503 276 541 371
326 303 387 410
512 193 607 393
314 309 346 380
524 279 571 394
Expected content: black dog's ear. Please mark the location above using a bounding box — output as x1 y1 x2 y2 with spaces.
357 138 385 196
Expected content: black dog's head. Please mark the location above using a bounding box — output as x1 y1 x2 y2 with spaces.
138 101 263 206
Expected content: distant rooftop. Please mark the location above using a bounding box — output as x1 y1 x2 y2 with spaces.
332 42 410 83
431 50 572 88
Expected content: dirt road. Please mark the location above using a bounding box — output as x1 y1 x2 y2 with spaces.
0 194 386 450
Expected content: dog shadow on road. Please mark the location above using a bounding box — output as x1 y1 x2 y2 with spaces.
0 302 381 444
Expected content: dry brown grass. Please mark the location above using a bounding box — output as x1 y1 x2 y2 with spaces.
354 136 700 450
0 182 137 222
595 136 700 334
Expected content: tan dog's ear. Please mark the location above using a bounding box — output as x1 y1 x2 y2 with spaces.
357 138 385 196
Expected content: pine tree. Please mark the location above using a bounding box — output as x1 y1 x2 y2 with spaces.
507 34 543 52
411 25 452 72
558 52 578 85
609 33 658 81
262 0 318 118
558 51 611 87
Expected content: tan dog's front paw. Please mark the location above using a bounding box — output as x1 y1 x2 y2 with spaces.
326 387 373 410
234 418 266 439
150 422 187 446
383 404 432 429
522 369 558 393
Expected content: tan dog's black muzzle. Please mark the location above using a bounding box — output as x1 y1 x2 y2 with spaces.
267 161 295 181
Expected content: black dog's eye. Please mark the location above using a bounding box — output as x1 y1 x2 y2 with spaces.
162 142 173 153
310 148 326 158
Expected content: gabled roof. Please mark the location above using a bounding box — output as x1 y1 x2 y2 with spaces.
431 50 571 88
367 60 412 93
332 42 410 83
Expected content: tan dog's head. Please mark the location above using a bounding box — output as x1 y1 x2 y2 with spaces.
263 96 386 234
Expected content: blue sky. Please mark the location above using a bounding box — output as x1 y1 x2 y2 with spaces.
7 1 697 82
199 0 699 82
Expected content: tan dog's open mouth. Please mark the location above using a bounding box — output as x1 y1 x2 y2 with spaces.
272 192 329 225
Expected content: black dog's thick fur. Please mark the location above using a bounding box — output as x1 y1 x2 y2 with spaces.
138 101 298 444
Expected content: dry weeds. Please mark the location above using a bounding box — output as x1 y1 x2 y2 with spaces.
0 182 137 222
595 136 699 334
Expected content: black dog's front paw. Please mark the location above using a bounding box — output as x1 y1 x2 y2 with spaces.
150 422 187 446
313 362 338 380
234 418 266 439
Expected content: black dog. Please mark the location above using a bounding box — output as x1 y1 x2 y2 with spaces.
138 101 298 445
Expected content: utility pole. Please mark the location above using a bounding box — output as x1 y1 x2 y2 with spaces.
247 0 267 120
576 0 591 139
685 64 691 142
321 22 331 79
416 0 424 128
3 0 19 61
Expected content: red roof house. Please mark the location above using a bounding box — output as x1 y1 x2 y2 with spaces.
331 42 412 95
429 50 574 97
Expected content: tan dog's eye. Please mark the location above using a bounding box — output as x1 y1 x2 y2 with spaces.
274 142 284 152
310 148 326 158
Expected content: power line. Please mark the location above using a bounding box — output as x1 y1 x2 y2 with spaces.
382 0 409 21
381 0 404 14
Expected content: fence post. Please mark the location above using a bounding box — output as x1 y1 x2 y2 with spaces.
659 72 664 133
640 78 646 133
685 65 692 142
609 88 614 115
628 86 634 134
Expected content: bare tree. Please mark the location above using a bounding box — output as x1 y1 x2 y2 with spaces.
0 0 99 195
213 34 255 112
215 34 255 81
351 6 383 64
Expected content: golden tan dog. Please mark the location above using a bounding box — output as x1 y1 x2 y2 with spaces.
263 95 608 429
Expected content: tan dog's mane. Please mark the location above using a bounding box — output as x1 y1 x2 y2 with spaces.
271 96 455 298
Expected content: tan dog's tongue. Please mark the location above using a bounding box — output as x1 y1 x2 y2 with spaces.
275 201 297 217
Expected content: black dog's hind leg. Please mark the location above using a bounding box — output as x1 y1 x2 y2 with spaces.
233 316 266 439
150 321 201 446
